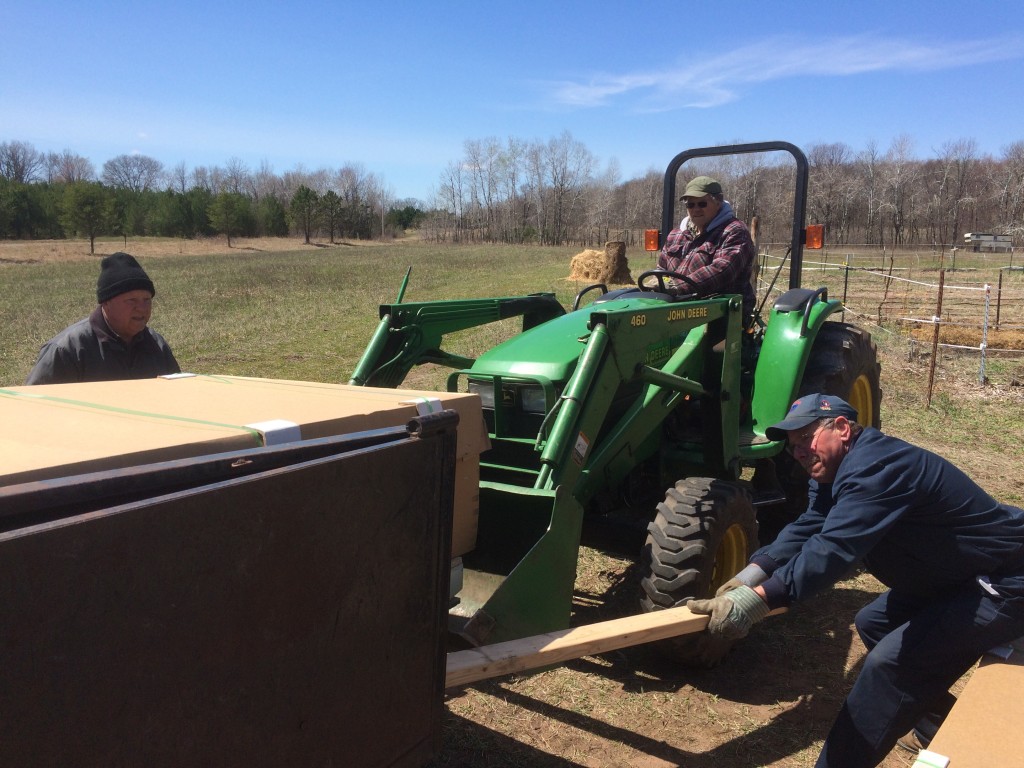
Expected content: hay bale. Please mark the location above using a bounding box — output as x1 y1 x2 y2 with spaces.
568 241 633 285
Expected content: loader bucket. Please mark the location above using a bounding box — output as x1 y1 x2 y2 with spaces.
453 482 584 646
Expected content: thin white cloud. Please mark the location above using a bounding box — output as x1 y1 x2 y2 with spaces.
542 34 1024 112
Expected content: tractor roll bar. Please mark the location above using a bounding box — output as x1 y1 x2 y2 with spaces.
660 141 810 291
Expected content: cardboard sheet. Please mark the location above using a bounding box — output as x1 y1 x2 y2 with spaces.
0 376 488 555
926 653 1024 767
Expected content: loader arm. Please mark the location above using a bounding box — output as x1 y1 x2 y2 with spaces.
349 294 566 388
453 293 745 646
536 294 744 499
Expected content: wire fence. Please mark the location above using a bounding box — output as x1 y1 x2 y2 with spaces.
754 246 1024 401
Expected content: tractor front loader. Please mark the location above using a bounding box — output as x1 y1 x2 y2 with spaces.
350 142 881 665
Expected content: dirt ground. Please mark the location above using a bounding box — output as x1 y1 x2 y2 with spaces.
436 566 934 768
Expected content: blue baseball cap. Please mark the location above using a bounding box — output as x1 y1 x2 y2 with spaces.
765 393 858 441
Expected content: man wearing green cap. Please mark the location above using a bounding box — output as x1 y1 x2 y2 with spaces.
26 252 180 385
657 175 757 320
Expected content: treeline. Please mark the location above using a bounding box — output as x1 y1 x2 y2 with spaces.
5 134 1024 252
0 141 425 250
424 134 1024 250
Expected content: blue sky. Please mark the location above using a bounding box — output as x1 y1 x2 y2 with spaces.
3 0 1023 203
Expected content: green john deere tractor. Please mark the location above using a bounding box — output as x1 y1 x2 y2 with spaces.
350 142 881 665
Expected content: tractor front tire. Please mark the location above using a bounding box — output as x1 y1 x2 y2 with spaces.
639 477 757 667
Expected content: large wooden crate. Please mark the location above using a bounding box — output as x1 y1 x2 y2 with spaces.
0 415 457 767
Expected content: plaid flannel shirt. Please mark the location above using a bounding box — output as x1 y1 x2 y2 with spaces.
657 216 757 318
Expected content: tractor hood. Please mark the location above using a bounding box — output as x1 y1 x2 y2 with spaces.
469 294 673 384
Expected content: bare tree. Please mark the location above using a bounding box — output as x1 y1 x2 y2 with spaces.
808 142 855 244
883 135 919 247
370 177 393 239
221 157 251 195
431 160 468 242
102 153 164 193
0 140 45 182
853 141 884 245
543 131 595 245
617 169 661 247
498 137 528 243
191 165 213 192
168 161 190 194
583 159 620 246
250 160 283 202
991 141 1024 239
523 142 548 244
927 138 979 249
465 137 504 240
45 150 95 183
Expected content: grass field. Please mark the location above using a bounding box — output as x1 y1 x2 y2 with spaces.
3 237 1023 767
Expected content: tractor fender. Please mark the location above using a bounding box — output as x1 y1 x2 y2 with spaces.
748 290 842 438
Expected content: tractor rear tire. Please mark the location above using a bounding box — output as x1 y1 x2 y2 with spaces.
639 477 757 667
763 321 883 541
800 321 882 428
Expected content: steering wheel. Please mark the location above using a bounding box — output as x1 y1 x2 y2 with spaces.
637 269 699 294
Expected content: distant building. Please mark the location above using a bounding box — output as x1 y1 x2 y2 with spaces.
964 233 1013 252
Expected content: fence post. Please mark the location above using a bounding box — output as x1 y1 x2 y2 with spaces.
926 269 946 407
996 269 1003 329
979 284 991 385
842 263 851 322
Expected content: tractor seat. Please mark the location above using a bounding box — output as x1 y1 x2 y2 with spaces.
739 428 771 447
773 287 824 313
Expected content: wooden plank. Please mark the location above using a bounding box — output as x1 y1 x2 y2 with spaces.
447 606 696 688
447 605 788 688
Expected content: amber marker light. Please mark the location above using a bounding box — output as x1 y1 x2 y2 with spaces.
644 229 660 251
805 224 825 250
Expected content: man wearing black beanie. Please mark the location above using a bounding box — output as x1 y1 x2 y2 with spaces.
26 252 180 385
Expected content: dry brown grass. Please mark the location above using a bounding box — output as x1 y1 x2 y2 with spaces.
0 236 393 264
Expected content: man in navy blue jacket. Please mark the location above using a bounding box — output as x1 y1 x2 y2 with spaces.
688 393 1024 768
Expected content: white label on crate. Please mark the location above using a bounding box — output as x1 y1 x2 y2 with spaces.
246 419 302 446
402 397 444 416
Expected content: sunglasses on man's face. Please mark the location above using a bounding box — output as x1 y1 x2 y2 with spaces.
685 200 710 209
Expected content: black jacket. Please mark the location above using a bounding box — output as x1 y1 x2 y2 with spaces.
25 306 180 385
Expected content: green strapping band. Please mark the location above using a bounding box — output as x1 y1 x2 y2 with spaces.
912 752 949 768
193 375 357 392
0 388 264 446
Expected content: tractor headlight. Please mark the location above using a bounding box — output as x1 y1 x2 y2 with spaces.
467 380 495 409
467 380 547 414
519 386 547 414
